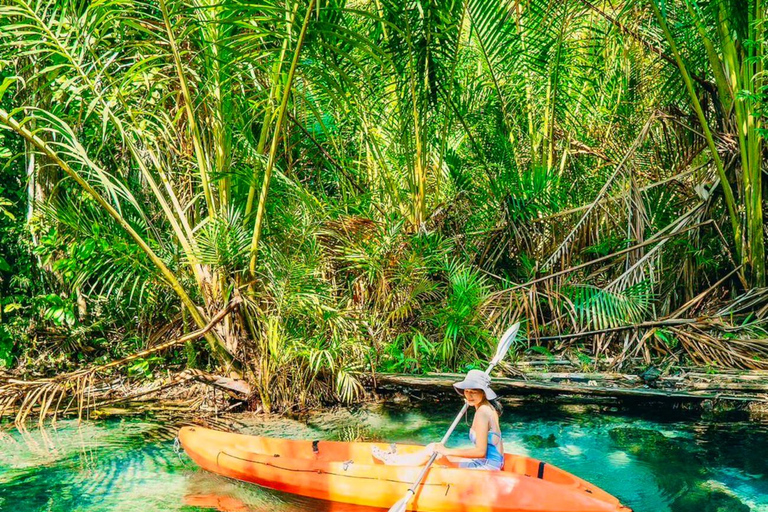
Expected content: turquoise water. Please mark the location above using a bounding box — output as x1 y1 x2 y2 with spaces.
1 401 766 512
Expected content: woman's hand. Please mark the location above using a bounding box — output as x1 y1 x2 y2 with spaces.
426 443 447 457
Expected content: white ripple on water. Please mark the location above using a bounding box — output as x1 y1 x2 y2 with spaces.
607 450 631 467
702 478 768 512
559 444 584 458
567 429 588 439
708 466 768 511
659 429 689 439
500 438 530 457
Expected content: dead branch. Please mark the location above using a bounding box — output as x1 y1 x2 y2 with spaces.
0 299 242 425
542 115 656 270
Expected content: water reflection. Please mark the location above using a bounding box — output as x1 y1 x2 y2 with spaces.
183 472 385 512
0 401 766 512
608 425 762 512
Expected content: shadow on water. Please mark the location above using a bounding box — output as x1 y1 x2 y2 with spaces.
182 472 386 512
1 399 766 512
608 423 768 512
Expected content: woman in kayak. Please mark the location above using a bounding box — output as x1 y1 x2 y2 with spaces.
373 370 505 470
431 369 505 470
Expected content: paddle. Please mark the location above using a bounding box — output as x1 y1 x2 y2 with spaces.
386 322 521 512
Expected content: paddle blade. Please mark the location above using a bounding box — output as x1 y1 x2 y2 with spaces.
387 495 411 512
490 322 521 366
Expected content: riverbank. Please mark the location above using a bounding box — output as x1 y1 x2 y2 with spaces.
4 356 767 424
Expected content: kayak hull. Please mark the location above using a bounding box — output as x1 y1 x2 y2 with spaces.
179 426 631 512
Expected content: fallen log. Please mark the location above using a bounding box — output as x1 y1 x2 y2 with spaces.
182 370 251 397
517 372 641 383
515 371 768 392
375 373 767 403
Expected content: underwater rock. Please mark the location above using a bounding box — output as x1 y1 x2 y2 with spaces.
523 433 559 448
670 483 750 512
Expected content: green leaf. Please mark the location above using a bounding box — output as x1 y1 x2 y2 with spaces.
3 303 21 313
527 345 555 362
0 325 13 368
0 77 16 102
0 255 10 273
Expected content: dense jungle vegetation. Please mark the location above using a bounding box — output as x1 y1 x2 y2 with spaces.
0 0 766 412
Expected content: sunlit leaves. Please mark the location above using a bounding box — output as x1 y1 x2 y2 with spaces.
562 281 653 331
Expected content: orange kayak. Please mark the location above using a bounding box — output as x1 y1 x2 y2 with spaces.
179 426 632 512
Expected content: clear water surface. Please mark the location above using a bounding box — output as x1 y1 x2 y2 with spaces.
1 400 766 512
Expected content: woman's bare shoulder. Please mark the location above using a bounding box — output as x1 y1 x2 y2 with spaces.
477 404 496 419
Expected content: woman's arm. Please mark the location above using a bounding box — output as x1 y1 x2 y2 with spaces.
434 409 489 459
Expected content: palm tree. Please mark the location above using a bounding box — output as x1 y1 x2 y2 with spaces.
647 0 764 285
1 0 765 414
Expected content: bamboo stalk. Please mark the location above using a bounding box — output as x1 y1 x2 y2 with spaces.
403 10 426 229
160 0 216 217
650 0 742 262
248 0 316 276
745 0 765 285
0 108 235 368
244 2 299 217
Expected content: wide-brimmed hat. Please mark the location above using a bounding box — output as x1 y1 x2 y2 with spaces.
453 370 497 400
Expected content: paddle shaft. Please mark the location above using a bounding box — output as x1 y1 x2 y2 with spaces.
388 323 519 512
400 360 501 502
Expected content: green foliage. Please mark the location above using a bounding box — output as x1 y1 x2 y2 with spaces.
434 260 491 365
127 356 164 380
39 294 77 327
196 209 251 273
0 0 765 409
563 281 653 330
0 325 14 368
653 329 678 350
527 345 556 362
382 329 435 373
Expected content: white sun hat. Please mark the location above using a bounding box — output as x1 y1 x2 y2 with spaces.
452 369 497 400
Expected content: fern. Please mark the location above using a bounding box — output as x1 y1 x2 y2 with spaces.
562 281 653 330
